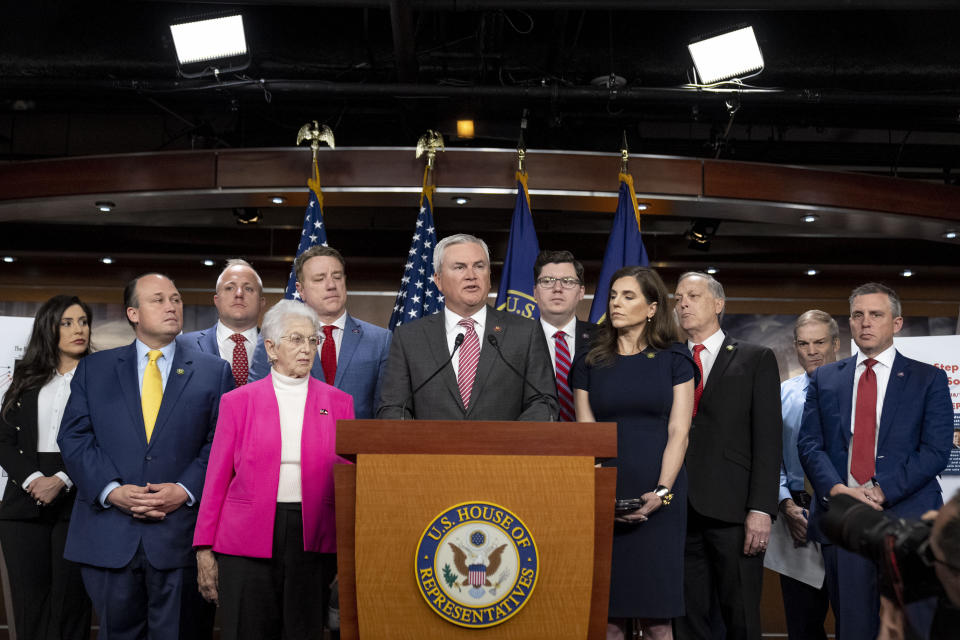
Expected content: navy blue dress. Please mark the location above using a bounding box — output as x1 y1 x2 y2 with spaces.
570 342 697 619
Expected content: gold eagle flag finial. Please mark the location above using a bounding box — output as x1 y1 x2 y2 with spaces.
296 120 335 163
415 130 445 172
620 130 630 175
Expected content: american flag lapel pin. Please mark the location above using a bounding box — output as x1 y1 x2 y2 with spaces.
352 328 360 334
319 408 329 415
897 371 904 377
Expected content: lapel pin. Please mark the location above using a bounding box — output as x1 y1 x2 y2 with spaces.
646 352 657 359
176 368 185 375
352 327 360 334
725 345 735 352
319 408 329 415
897 372 904 377
494 325 502 333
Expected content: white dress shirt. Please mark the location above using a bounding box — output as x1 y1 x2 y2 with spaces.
540 316 578 370
215 322 258 366
22 370 74 491
847 344 897 487
444 306 486 376
319 311 348 361
686 328 726 385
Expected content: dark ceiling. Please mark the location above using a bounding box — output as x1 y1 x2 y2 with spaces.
1 1 959 299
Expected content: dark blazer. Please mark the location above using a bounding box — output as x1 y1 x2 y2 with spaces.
572 319 598 362
798 351 953 541
377 306 558 421
57 342 233 570
685 335 783 522
248 313 391 420
0 387 76 520
179 324 220 356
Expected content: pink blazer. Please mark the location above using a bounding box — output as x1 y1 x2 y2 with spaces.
193 375 354 558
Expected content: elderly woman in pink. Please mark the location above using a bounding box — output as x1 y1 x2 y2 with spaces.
194 299 354 640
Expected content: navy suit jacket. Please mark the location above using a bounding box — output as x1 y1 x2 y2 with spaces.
798 351 953 542
180 324 220 356
58 340 233 570
248 313 391 420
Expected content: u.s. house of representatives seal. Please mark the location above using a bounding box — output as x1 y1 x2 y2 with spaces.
415 501 539 628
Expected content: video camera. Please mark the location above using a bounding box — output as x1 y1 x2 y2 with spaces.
820 494 943 603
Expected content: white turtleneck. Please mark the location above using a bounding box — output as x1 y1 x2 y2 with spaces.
271 369 309 503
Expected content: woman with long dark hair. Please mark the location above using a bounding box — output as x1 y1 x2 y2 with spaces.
0 294 93 640
570 266 697 640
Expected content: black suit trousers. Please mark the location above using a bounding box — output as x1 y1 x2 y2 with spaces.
675 508 764 640
0 500 91 640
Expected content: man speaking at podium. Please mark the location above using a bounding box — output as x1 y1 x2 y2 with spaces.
378 233 557 421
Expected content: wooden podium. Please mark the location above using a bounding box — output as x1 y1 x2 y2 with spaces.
334 420 617 639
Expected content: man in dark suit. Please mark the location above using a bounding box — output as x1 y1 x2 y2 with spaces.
181 258 264 387
378 233 557 421
798 282 953 640
531 249 595 422
58 273 233 640
673 271 782 640
248 246 391 419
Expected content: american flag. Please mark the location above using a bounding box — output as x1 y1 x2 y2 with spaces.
284 160 329 300
388 186 444 330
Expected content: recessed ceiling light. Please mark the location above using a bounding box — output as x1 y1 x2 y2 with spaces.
271 196 286 205
203 259 216 267
805 268 819 276
705 266 718 274
637 203 649 211
801 214 819 223
454 197 470 205
101 257 114 265
944 230 958 240
96 201 115 213
2 256 15 263
900 269 914 277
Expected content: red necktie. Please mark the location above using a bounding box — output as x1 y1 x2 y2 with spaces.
851 358 878 484
229 333 248 386
554 331 575 422
692 344 706 417
320 325 337 385
457 319 480 409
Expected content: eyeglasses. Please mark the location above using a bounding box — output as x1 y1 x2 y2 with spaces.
280 333 319 348
536 276 581 290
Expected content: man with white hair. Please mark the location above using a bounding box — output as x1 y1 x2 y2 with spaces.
377 233 556 420
181 258 265 388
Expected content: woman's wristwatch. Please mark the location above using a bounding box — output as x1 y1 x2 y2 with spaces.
654 485 673 506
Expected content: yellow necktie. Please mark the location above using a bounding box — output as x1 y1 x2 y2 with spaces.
142 350 163 443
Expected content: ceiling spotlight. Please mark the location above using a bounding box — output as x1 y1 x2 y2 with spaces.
101 257 114 265
2 256 15 263
454 197 471 206
456 120 475 139
203 259 216 267
688 25 763 85
637 202 649 211
900 269 914 277
96 201 115 213
944 230 958 240
801 214 819 223
170 13 249 78
705 266 718 275
685 219 720 252
233 207 261 225
805 268 819 276
271 196 286 205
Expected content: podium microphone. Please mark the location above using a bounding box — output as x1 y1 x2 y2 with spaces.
400 333 465 419
486 334 556 421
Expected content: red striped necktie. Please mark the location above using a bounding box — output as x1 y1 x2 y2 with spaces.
457 319 480 409
554 330 575 421
692 344 706 417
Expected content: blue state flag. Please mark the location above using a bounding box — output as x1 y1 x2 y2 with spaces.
285 160 329 300
388 184 444 330
495 171 541 319
588 172 649 323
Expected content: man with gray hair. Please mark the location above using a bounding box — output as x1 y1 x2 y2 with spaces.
799 282 953 640
182 258 265 387
674 271 782 640
377 233 556 420
771 310 839 640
